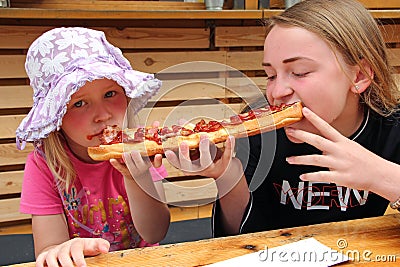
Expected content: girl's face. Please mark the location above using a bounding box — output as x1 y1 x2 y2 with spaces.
61 78 128 162
263 25 363 142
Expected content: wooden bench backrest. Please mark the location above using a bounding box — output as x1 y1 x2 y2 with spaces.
1 9 400 225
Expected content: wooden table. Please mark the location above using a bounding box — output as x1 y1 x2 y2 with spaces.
12 213 400 266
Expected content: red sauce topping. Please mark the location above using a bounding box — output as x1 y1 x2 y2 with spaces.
194 119 223 132
98 103 296 145
239 110 256 121
107 131 123 144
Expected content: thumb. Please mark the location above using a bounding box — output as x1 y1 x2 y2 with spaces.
110 159 127 174
84 238 110 256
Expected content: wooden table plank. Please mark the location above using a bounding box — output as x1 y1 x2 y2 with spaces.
11 214 400 266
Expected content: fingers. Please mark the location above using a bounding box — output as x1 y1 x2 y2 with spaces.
285 127 333 152
223 136 235 162
68 241 86 267
43 249 64 267
35 238 109 267
199 135 213 170
286 154 333 169
125 151 149 172
299 170 335 184
164 143 192 172
35 250 59 267
35 252 46 267
165 138 216 173
178 142 194 172
109 159 129 177
165 150 180 168
164 135 236 180
79 238 110 256
302 107 342 142
121 151 152 178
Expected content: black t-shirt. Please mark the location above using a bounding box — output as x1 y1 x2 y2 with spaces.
213 108 400 237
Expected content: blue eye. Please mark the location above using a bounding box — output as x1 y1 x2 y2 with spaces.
74 100 83 108
105 91 116 98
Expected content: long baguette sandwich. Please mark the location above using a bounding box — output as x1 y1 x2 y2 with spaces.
88 102 303 161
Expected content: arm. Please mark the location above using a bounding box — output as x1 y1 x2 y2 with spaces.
165 136 250 235
110 153 170 244
33 214 109 267
219 180 249 234
286 107 400 202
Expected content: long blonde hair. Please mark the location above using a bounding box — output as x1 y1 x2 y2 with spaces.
36 131 76 191
265 0 399 116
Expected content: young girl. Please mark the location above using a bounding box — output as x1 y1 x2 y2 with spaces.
16 27 170 267
166 0 400 237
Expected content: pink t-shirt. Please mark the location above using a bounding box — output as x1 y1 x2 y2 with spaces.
20 149 167 251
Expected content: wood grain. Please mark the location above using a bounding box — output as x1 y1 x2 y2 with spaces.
0 26 210 49
269 0 400 9
10 0 206 10
0 171 24 195
0 198 31 223
11 213 400 266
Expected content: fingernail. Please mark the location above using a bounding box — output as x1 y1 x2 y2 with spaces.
285 128 294 134
200 137 209 145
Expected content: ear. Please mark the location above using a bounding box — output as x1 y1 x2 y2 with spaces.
351 58 374 94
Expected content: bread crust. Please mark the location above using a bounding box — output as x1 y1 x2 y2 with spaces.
88 102 303 160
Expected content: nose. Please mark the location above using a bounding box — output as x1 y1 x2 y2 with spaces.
267 77 294 104
93 104 112 123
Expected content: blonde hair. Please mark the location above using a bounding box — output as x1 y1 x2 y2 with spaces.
265 0 399 116
37 131 76 191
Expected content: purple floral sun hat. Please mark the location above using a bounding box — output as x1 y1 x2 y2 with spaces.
16 27 161 150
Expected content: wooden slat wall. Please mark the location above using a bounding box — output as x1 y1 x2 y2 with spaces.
0 3 399 227
10 0 400 10
268 0 400 9
0 23 261 225
10 0 206 10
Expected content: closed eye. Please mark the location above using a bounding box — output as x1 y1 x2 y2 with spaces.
266 75 276 81
292 72 310 77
